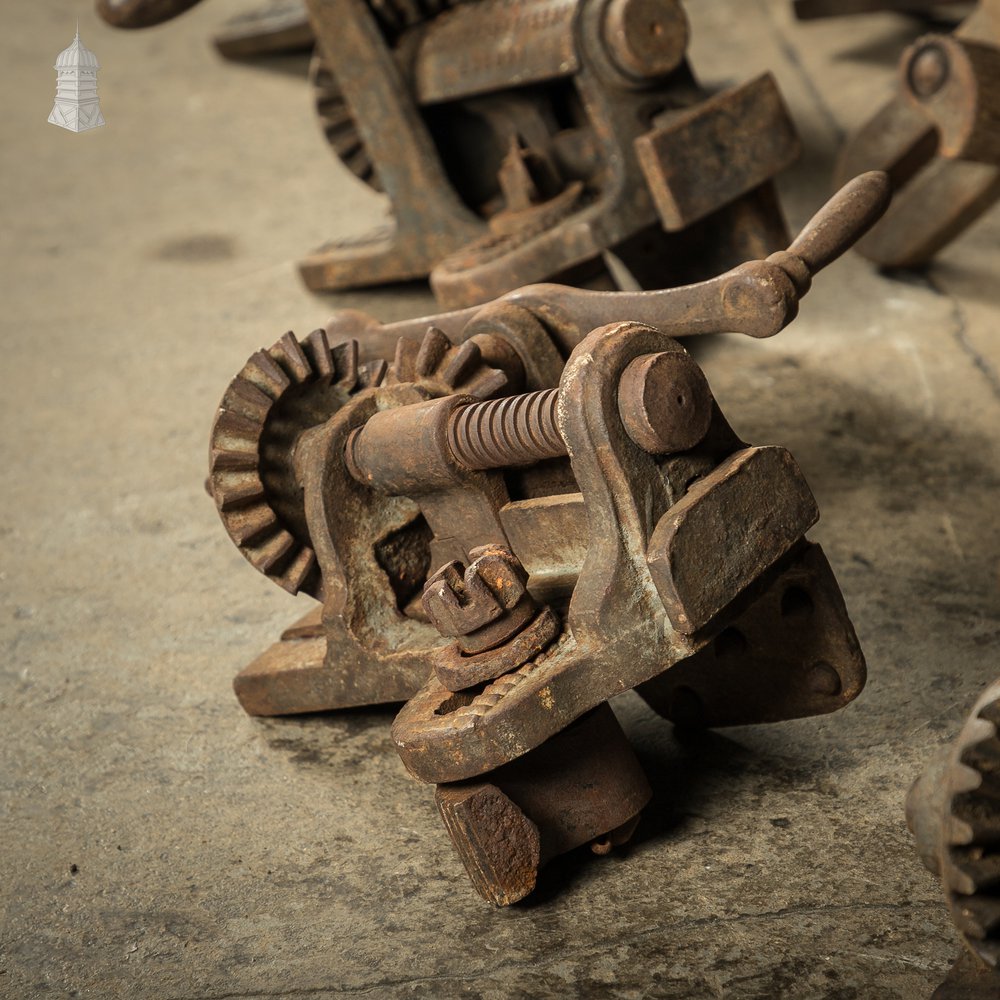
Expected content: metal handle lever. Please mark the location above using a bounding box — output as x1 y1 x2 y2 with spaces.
324 172 894 354
783 170 892 277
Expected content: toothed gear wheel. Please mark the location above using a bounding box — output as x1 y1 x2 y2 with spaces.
310 50 382 192
209 325 508 598
309 0 465 188
940 684 1000 967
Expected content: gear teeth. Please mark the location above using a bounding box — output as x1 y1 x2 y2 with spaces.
213 409 264 447
281 547 318 595
415 326 450 376
250 529 297 575
210 331 364 599
210 447 257 472
215 477 266 512
950 794 1000 845
273 331 312 383
440 339 482 388
319 100 353 132
393 337 420 384
463 367 509 400
222 378 273 422
962 741 1000 791
952 893 1000 941
229 503 278 546
245 349 292 398
946 847 1000 896
359 358 388 388
309 49 382 192
333 339 359 390
311 2 463 183
304 328 335 378
390 325 508 399
938 688 1000 967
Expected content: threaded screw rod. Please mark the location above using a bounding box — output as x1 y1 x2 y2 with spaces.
448 388 565 470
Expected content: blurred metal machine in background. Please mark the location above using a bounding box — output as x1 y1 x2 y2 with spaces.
97 0 802 307
835 0 1000 266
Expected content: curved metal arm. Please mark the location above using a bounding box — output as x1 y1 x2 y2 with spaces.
328 171 891 353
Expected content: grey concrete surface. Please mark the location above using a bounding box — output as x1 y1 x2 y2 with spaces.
2 2 999 998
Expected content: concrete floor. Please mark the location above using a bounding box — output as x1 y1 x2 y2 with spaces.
3 2 1000 998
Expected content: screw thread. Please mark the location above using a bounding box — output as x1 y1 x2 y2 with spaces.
448 388 565 470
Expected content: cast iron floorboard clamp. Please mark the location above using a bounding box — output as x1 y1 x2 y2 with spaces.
835 0 1000 267
208 173 885 903
207 171 887 718
98 0 802 309
907 678 1000 996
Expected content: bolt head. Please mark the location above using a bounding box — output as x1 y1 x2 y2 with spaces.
422 560 503 637
467 544 529 610
421 546 531 638
618 351 713 455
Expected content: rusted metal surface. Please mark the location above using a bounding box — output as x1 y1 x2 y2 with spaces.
835 0 1000 267
637 542 865 727
907 678 1000 980
299 0 800 306
209 172 888 721
328 171 891 364
436 703 650 905
635 74 800 232
645 447 820 636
